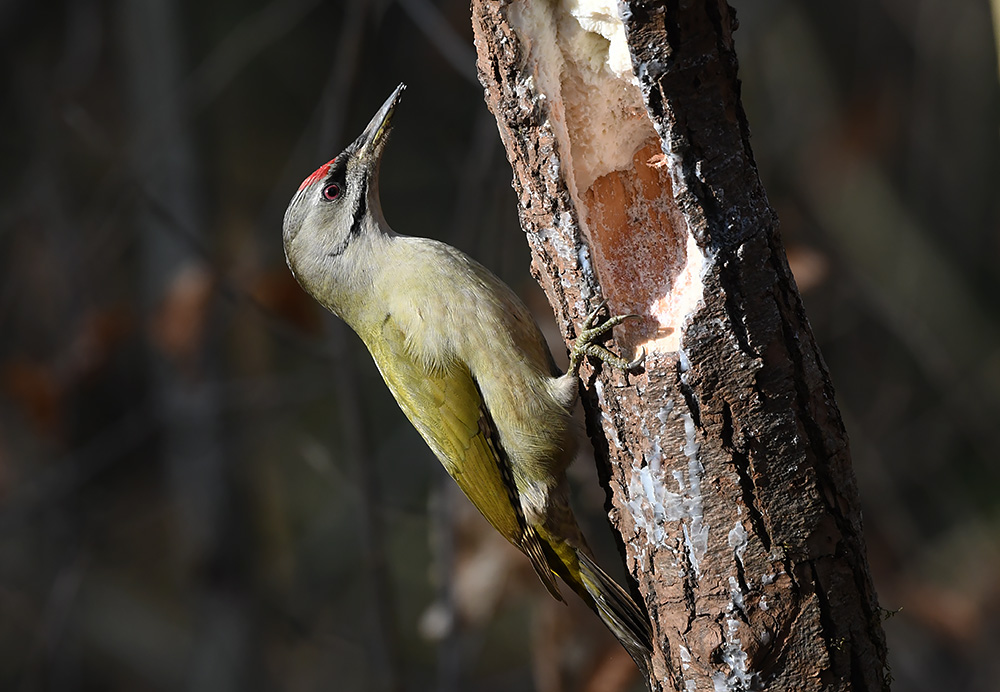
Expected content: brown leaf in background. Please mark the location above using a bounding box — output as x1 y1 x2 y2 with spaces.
786 243 830 293
248 267 323 335
1 305 133 436
2 358 62 435
150 263 214 365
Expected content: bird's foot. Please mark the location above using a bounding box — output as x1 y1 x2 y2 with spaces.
569 301 644 375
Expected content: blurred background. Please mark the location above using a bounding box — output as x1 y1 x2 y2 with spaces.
0 0 998 690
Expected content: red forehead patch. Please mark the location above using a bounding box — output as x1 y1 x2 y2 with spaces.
298 158 335 191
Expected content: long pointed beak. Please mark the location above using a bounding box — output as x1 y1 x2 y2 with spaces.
353 83 405 161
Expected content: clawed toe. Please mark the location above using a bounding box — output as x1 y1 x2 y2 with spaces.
569 303 643 376
581 300 608 330
627 346 646 371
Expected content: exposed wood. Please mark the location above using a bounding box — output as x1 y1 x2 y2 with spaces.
470 1 890 689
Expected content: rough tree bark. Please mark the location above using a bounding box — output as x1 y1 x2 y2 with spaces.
470 1 890 691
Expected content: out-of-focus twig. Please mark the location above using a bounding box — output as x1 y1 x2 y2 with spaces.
396 0 479 85
57 0 326 288
780 5 1000 460
181 0 324 113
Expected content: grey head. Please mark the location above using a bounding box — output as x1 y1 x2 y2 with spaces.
282 84 404 312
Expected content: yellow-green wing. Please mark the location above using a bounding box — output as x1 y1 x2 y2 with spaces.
364 316 562 601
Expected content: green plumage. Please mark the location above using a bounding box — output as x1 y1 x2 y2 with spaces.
362 277 562 599
282 85 652 679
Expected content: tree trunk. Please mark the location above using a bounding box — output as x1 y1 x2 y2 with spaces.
470 1 890 690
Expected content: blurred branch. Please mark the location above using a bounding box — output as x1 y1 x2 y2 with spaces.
839 244 1000 473
292 2 405 689
795 121 1000 457
181 0 324 113
117 4 256 689
54 0 326 284
396 0 479 85
119 0 226 565
771 4 1000 466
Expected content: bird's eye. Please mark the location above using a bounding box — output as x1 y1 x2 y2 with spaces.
322 183 341 201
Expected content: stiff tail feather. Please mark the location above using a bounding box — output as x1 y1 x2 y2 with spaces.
576 550 653 683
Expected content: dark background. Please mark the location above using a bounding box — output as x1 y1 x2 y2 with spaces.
1 1 998 690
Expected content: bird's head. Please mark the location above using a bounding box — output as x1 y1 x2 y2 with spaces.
282 84 404 310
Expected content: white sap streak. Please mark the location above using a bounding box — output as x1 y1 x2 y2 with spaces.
728 521 748 567
680 411 707 577
711 569 758 691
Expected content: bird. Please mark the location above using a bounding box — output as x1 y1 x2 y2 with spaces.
282 83 653 677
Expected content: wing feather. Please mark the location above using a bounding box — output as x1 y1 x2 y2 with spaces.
365 316 562 600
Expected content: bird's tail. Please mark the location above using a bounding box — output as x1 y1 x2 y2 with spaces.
576 550 653 681
540 532 653 683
